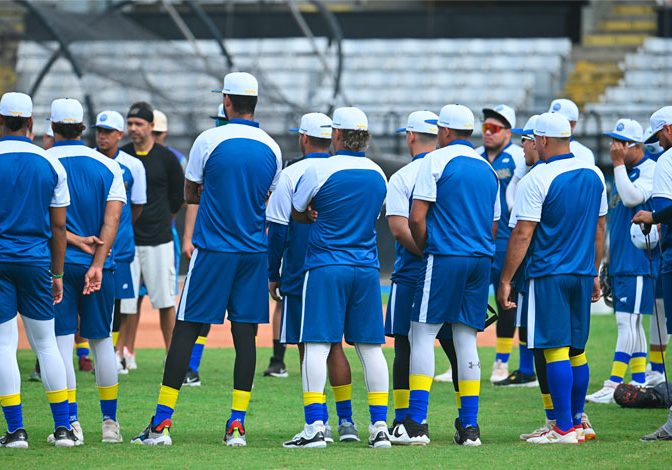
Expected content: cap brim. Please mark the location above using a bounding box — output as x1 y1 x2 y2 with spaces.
211 89 223 93
482 109 512 128
288 128 301 133
395 127 407 133
645 127 662 144
604 132 639 143
511 127 532 135
425 119 439 125
95 124 122 131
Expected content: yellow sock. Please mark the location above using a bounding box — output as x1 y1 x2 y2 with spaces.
232 389 251 411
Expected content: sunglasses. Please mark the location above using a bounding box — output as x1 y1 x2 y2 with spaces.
482 123 505 135
612 138 637 148
521 136 534 144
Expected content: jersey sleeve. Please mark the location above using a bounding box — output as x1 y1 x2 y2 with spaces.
49 157 70 208
292 166 320 213
130 159 147 205
633 165 654 201
266 171 293 225
269 144 283 193
493 181 501 221
512 150 527 179
513 172 545 222
385 171 411 218
593 166 608 217
185 133 209 184
412 153 440 202
107 161 128 204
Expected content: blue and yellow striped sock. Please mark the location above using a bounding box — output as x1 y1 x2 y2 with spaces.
333 384 353 424
76 341 90 359
1 394 23 433
47 388 70 430
303 391 325 425
631 352 647 384
458 380 480 428
544 347 573 433
609 351 630 383
393 389 410 423
67 389 77 424
188 336 207 373
98 384 118 422
408 374 432 423
368 391 388 424
495 337 514 363
519 341 535 375
230 389 251 425
650 349 666 373
153 385 179 427
541 393 555 421
570 353 589 426
322 394 329 424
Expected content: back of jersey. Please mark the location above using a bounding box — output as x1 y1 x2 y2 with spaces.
186 119 282 253
48 142 125 268
0 136 69 265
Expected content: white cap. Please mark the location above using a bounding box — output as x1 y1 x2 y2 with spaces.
396 110 439 135
483 104 516 129
214 72 259 96
50 98 83 124
0 92 32 118
644 126 663 154
604 118 643 143
332 107 368 131
533 112 571 138
289 112 333 139
646 106 672 144
512 115 540 136
210 103 226 120
428 104 474 131
153 110 168 132
631 223 659 250
45 123 54 137
549 98 579 122
95 110 124 132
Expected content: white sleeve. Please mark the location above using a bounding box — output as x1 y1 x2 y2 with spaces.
613 165 648 208
269 146 283 193
493 182 501 221
592 166 609 217
653 156 672 200
512 149 527 179
130 160 147 205
505 174 520 211
513 174 545 222
107 162 128 203
412 154 440 202
185 133 208 184
50 158 70 208
385 171 411 218
292 166 320 212
266 171 293 225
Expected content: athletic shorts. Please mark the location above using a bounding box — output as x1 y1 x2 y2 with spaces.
656 273 664 300
412 255 491 331
280 293 302 345
516 289 529 329
385 282 415 337
177 249 268 325
611 275 654 315
55 264 115 339
300 265 384 344
527 274 592 350
114 262 135 300
662 272 672 335
0 263 53 324
120 242 176 313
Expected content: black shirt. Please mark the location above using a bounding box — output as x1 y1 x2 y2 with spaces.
121 142 184 246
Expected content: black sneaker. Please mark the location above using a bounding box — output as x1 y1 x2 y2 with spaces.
454 421 481 446
263 359 288 378
0 429 28 448
493 369 538 388
401 416 430 445
53 426 78 448
641 426 672 441
183 368 201 387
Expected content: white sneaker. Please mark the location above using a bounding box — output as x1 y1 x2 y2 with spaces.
49 421 84 446
527 428 578 444
490 360 509 384
581 413 596 441
519 419 555 441
434 368 453 382
116 352 128 375
102 419 123 443
283 421 327 448
628 380 646 386
585 380 618 404
368 421 392 448
644 370 666 388
123 347 137 370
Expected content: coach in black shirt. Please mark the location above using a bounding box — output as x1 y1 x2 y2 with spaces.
118 101 184 358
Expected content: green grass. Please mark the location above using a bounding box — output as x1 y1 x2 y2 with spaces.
4 316 672 468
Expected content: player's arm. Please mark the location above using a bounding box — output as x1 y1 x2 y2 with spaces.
497 220 537 309
267 222 288 301
49 206 67 304
291 168 319 224
131 204 143 223
184 179 202 205
593 215 606 302
409 200 430 253
182 204 199 259
66 231 103 254
83 200 123 295
388 216 422 257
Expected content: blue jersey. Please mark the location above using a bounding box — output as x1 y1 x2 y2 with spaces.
609 157 656 276
387 152 428 286
48 141 126 269
293 150 387 270
0 136 70 265
652 148 672 273
413 140 500 257
109 150 146 263
266 152 330 295
513 153 607 278
185 118 282 253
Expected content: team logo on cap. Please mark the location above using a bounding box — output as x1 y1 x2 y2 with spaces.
100 114 108 122
616 122 625 131
495 105 505 112
552 103 561 111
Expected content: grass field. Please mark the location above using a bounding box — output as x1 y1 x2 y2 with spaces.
4 315 672 468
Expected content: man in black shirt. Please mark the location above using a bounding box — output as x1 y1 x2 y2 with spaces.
119 102 184 361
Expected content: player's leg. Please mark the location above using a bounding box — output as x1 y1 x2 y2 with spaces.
264 301 288 378
520 348 556 440
0 315 27 448
327 342 356 442
184 323 210 386
492 261 514 383
142 242 177 351
631 276 655 385
437 332 461 416
74 332 92 372
647 296 669 386
118 253 141 368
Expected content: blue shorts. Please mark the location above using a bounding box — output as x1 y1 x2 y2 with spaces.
612 275 654 315
412 255 491 331
0 263 53 324
527 275 592 350
55 264 115 339
280 294 302 345
662 272 672 335
177 249 268 325
114 262 135 300
385 282 415 337
516 289 529 328
300 265 384 344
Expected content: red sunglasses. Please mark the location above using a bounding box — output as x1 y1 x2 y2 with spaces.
482 123 505 135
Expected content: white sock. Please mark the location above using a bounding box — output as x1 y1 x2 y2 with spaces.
55 334 76 391
23 317 68 393
409 321 442 377
90 337 118 388
651 299 670 348
302 342 330 393
452 323 480 382
615 311 636 356
0 318 20 397
355 343 389 393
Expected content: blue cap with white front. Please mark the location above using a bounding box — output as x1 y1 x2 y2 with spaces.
396 110 439 134
604 118 643 143
512 114 540 136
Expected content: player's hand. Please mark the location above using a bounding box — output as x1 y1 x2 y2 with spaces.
78 235 104 255
307 206 318 223
52 277 63 304
83 266 103 295
268 281 282 302
183 239 196 259
609 140 627 166
632 210 654 226
496 282 516 310
591 276 601 303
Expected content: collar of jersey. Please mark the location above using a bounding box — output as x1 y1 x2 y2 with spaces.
95 147 120 159
530 160 545 169
335 150 365 157
446 139 474 148
412 151 429 161
228 118 259 128
54 139 84 147
480 141 512 161
631 154 649 169
545 152 574 164
304 152 331 159
0 135 31 143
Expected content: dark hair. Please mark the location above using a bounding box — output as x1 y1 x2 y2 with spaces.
52 122 86 139
306 135 331 149
2 116 29 132
453 129 473 138
414 132 438 144
227 94 257 115
341 129 371 152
